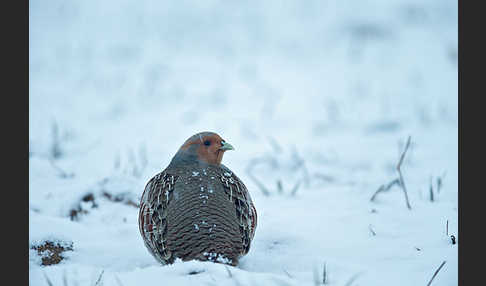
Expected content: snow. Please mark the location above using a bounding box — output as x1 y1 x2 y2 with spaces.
30 0 457 285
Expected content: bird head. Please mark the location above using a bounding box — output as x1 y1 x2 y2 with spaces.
171 132 234 166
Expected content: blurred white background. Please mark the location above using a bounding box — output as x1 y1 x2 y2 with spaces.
29 1 457 285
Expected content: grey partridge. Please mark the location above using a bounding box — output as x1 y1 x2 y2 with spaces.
138 132 257 266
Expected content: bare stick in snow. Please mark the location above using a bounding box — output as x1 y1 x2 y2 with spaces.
114 275 125 286
313 267 320 286
94 270 104 286
225 266 233 278
344 273 361 286
283 269 293 279
292 146 311 188
426 261 446 286
370 178 400 202
224 266 242 286
290 180 302 197
62 270 68 286
446 220 449 236
368 224 377 236
246 171 271 196
268 136 283 153
322 262 327 284
397 135 412 210
48 158 74 179
277 179 283 194
312 262 328 285
50 121 63 160
43 272 54 286
429 176 435 202
437 171 446 193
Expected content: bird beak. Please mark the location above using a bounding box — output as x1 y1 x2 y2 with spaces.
219 141 235 151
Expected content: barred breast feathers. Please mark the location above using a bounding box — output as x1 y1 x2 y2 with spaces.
219 164 257 255
139 163 257 265
139 172 178 264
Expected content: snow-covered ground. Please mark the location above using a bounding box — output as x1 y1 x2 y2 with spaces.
29 0 458 285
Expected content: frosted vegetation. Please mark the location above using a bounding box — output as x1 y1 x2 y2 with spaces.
29 0 457 285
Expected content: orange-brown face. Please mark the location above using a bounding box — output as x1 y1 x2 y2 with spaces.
179 132 234 165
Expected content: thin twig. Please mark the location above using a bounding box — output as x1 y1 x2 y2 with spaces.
426 261 446 286
277 180 283 194
314 173 335 183
51 121 62 159
322 262 327 284
290 180 302 196
429 176 434 202
300 162 311 189
48 158 75 179
43 272 54 286
313 266 321 286
114 275 124 286
246 171 271 196
370 185 385 202
368 224 376 236
283 269 293 279
63 270 68 286
291 146 310 188
344 273 361 286
94 270 104 286
446 220 449 236
436 177 442 194
224 266 242 286
370 178 400 201
225 266 233 278
397 136 412 210
268 136 283 153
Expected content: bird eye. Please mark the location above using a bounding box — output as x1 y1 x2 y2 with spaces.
204 140 211 146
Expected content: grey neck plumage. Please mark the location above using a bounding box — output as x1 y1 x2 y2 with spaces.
169 145 209 169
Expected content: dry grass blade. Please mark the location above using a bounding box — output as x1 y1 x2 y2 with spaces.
397 135 412 210
368 224 377 236
426 261 446 286
370 185 385 202
312 263 328 285
370 178 400 202
290 180 302 196
277 179 284 194
94 270 104 286
225 266 233 278
114 274 125 286
50 121 63 159
246 171 271 196
283 269 293 279
429 176 434 202
344 272 361 286
268 136 283 153
322 263 327 284
313 266 320 286
48 157 75 179
224 266 243 286
63 270 68 286
43 272 54 286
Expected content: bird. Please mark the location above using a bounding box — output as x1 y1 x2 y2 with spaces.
138 132 257 266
